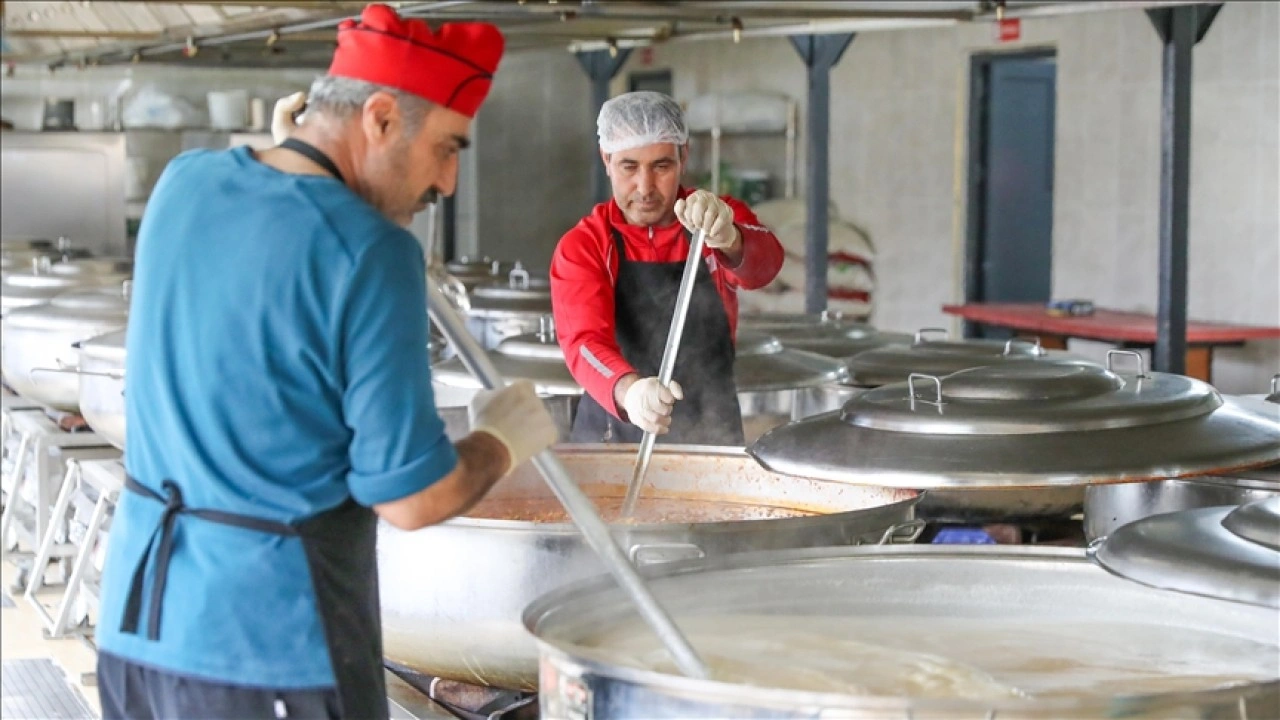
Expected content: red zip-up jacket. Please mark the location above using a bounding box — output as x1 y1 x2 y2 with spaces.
550 187 784 419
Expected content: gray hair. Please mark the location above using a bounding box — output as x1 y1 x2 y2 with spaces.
306 75 435 136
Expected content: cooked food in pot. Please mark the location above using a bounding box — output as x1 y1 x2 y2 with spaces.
466 485 820 524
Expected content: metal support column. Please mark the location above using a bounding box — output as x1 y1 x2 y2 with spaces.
1145 4 1221 374
790 33 855 314
576 48 634 204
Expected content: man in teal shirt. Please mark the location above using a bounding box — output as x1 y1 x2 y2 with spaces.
95 6 556 718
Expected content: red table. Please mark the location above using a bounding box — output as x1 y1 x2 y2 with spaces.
942 302 1280 382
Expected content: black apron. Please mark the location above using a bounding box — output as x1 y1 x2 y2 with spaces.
115 138 385 719
570 225 745 446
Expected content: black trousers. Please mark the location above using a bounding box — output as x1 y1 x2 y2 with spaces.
98 652 341 720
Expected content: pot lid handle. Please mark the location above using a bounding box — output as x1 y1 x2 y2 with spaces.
1003 337 1044 356
1271 373 1279 396
32 255 53 275
913 327 948 345
819 308 844 325
907 372 945 411
1106 349 1149 378
509 262 530 290
537 314 557 343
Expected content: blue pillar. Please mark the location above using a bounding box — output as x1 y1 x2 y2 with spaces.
576 48 633 204
790 33 854 315
1145 4 1220 374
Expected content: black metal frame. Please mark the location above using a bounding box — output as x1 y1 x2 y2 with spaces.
962 48 1057 338
575 48 635 204
1145 3 1221 374
789 33 855 314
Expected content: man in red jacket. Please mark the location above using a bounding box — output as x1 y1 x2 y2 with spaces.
550 91 784 445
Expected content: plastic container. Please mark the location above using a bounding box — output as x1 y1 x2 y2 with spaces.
207 90 249 130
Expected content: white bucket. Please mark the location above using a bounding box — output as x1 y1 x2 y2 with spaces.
207 90 249 130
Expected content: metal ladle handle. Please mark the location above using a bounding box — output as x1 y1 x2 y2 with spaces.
425 274 710 681
622 229 708 519
914 327 948 344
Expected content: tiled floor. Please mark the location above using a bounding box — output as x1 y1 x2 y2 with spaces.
0 562 100 719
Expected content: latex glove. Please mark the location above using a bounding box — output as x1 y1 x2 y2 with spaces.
271 91 307 144
469 380 559 476
622 377 685 435
674 189 739 251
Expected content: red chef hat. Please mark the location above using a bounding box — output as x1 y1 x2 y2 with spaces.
328 4 504 118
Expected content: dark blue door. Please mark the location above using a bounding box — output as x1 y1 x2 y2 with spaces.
967 55 1057 338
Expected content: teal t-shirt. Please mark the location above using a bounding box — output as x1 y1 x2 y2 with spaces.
96 146 458 688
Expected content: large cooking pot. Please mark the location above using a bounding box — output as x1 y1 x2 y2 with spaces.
526 545 1280 719
431 323 850 444
445 257 547 291
1 284 130 410
77 329 127 450
751 354 1280 524
378 445 919 691
460 265 553 349
0 238 92 275
1084 383 1280 541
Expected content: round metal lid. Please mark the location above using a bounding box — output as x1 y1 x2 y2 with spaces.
1221 496 1280 551
1090 498 1280 608
741 311 912 360
464 265 552 318
49 257 134 277
3 283 131 330
432 322 580 395
748 352 1280 489
734 331 849 391
79 328 127 363
433 327 850 396
845 328 1079 387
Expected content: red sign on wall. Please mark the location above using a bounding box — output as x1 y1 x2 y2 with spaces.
998 18 1022 43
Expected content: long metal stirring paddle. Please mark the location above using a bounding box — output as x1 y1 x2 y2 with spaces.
424 274 711 681
620 229 707 519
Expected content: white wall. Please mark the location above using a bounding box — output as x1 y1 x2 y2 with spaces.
607 3 1279 393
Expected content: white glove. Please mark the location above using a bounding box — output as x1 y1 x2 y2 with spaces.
674 189 740 251
468 380 559 476
622 377 685 435
271 91 307 144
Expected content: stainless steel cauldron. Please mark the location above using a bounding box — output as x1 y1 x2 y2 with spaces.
1 284 130 409
526 545 1280 719
77 329 126 450
378 445 919 691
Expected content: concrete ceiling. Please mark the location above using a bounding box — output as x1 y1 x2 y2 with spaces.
0 0 1209 69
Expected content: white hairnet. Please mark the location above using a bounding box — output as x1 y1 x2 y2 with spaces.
597 91 689 154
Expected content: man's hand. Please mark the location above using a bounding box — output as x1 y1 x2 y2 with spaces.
469 380 559 475
271 92 307 144
674 189 741 257
619 375 684 435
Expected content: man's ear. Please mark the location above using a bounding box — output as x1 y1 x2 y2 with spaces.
600 148 611 177
361 91 399 147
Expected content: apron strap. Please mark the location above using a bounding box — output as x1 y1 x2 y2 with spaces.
121 476 297 641
278 138 346 185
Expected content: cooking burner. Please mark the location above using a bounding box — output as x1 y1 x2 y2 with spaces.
384 661 536 720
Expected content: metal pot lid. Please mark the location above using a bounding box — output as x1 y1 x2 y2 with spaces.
49 257 134 277
734 331 850 390
1090 499 1280 608
845 328 1080 387
1222 496 1280 551
432 324 580 396
741 311 912 360
79 328 127 362
3 284 131 330
464 265 552 317
433 326 850 396
748 352 1280 489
